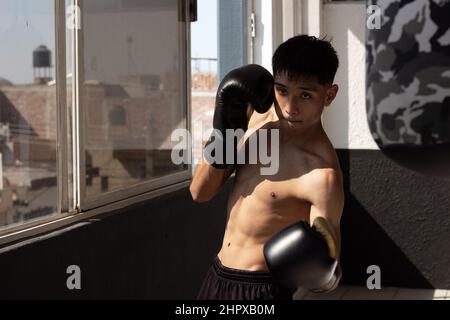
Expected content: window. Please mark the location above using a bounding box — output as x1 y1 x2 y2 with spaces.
191 0 247 170
80 0 190 208
0 0 191 238
0 0 58 229
109 105 126 127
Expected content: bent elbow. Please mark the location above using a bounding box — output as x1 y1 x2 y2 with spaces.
189 185 212 203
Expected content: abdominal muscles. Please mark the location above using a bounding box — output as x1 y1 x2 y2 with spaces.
218 190 310 271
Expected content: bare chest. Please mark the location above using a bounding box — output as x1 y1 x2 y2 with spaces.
230 153 316 216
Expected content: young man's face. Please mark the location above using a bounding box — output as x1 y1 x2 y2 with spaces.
273 72 338 128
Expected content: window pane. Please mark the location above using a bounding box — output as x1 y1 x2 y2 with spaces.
191 0 247 170
0 0 58 229
82 0 188 198
191 0 218 169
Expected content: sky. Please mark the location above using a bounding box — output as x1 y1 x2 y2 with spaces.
0 0 217 84
191 0 218 59
0 0 55 84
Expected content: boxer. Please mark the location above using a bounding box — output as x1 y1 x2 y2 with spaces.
192 35 343 300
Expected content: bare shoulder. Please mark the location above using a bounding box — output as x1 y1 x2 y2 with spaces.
308 133 343 182
307 167 343 192
297 140 344 204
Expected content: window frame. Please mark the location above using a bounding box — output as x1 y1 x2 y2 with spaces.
0 0 192 245
77 0 192 212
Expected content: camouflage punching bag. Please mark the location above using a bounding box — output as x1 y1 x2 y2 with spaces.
366 0 450 179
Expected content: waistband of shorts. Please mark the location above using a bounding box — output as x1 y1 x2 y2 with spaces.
212 255 276 284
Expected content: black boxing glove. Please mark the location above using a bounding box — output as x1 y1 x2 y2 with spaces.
204 64 274 169
263 217 340 292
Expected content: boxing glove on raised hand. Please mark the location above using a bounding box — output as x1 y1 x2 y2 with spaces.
263 217 340 291
204 64 274 169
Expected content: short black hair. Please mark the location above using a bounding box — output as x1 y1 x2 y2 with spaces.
272 34 339 86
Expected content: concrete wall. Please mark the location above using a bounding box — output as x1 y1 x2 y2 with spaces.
322 2 450 289
338 149 450 289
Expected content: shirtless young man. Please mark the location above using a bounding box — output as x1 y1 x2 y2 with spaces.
191 35 344 300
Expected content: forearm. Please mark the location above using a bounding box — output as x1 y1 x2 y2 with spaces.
190 64 273 202
190 163 233 202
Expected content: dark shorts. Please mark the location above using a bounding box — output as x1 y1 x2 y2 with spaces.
197 256 296 300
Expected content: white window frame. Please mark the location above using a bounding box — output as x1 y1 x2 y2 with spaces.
248 0 324 72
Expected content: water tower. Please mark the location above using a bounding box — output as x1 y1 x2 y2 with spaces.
33 45 52 85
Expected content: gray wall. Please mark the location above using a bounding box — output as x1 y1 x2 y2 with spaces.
338 149 450 289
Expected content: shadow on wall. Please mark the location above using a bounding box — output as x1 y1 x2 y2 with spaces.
340 194 433 289
338 149 450 289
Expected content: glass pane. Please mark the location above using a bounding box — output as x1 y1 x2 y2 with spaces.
191 0 218 170
82 0 187 198
0 0 58 229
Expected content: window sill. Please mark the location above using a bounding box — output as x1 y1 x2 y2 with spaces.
0 179 191 248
